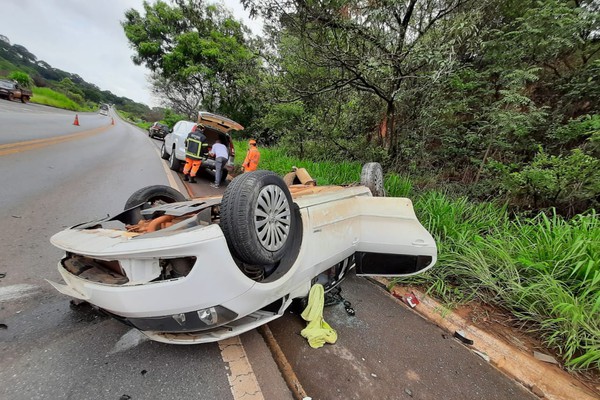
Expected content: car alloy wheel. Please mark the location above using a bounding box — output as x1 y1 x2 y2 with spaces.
220 170 300 266
254 184 291 251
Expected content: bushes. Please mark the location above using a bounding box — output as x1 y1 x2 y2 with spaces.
498 149 600 215
8 70 32 87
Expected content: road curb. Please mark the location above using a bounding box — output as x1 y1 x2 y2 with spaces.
371 277 598 400
258 325 308 400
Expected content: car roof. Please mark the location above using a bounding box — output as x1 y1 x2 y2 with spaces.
198 112 244 133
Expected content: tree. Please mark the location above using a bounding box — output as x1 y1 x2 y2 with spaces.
122 0 261 122
242 0 473 156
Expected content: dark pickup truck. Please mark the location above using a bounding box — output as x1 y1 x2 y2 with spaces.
0 79 32 103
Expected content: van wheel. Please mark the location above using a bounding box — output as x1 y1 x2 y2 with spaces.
361 162 385 197
124 185 187 220
220 171 298 265
169 149 181 171
160 143 169 160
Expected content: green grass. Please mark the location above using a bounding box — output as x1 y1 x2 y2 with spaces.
234 141 361 185
116 110 151 130
402 194 600 370
233 141 599 370
30 87 92 111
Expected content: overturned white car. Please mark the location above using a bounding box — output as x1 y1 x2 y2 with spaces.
49 164 437 344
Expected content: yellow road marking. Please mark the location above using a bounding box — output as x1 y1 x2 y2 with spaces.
0 125 113 156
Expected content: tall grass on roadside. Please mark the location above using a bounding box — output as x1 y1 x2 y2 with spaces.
31 87 89 111
234 141 361 185
402 192 600 370
385 173 413 197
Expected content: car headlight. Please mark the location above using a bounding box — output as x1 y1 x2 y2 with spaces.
124 306 238 333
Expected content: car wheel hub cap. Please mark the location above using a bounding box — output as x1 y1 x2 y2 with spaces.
254 185 291 251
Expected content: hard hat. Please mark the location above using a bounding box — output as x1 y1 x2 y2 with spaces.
249 139 257 145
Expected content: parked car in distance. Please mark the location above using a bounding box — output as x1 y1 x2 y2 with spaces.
0 79 32 103
99 103 109 116
48 164 437 344
161 112 243 183
148 122 170 139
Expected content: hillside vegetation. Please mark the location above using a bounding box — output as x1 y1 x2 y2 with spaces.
0 34 151 116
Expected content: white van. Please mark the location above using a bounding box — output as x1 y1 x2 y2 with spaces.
161 112 243 183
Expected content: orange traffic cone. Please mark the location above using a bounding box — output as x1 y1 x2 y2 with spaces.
73 114 80 126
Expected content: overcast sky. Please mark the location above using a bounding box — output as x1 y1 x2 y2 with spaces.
2 0 262 107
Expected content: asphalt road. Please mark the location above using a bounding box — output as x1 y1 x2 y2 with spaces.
0 100 536 400
0 101 289 400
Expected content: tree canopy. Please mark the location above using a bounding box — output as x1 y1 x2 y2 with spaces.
122 0 262 124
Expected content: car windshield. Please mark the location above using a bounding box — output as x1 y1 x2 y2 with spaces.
0 80 14 89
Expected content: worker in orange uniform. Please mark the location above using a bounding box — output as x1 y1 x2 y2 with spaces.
183 125 208 183
242 139 261 172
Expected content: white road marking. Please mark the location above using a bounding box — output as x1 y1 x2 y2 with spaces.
152 146 187 195
0 284 38 302
219 337 264 400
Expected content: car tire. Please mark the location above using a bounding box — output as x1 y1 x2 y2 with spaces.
220 170 298 265
8 93 14 101
21 96 29 103
361 162 385 197
160 143 170 160
124 185 187 214
169 148 181 171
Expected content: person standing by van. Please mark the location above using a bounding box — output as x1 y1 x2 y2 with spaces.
242 139 260 172
183 125 208 183
210 138 229 188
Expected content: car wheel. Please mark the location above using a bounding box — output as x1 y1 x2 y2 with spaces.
8 93 14 101
124 185 187 219
169 148 181 171
160 143 169 160
21 96 29 103
361 162 385 197
220 171 298 265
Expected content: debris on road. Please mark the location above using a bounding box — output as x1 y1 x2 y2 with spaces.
453 330 474 345
404 388 414 397
300 284 337 348
404 292 420 308
0 272 5 279
0 323 7 329
533 351 559 365
473 350 490 362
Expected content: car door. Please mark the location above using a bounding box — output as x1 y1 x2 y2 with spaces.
353 196 437 277
297 188 437 280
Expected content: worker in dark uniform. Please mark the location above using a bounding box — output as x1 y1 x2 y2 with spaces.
183 124 208 183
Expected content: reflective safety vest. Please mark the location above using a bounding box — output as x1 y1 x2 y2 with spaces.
243 146 261 171
185 131 208 159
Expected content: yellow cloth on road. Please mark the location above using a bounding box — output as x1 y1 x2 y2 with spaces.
300 284 337 348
